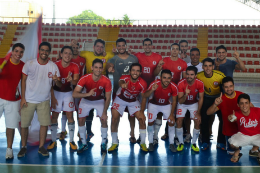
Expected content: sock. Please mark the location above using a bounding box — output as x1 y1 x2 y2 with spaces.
111 132 118 144
192 129 200 144
176 128 184 144
168 125 175 144
148 125 154 144
51 123 58 142
140 129 146 144
61 113 67 132
101 127 108 144
154 119 162 140
68 122 75 142
79 126 86 145
251 149 258 153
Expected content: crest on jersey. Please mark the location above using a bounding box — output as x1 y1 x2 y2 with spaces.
69 102 74 108
153 61 156 65
99 86 103 90
131 86 135 90
177 66 181 70
80 62 83 66
213 81 219 86
168 93 170 96
48 72 53 78
102 58 106 63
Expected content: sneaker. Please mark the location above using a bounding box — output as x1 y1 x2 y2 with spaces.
148 143 154 152
47 141 57 150
5 148 14 159
174 137 180 145
70 141 78 150
177 143 184 151
17 147 27 157
169 144 177 152
227 150 235 155
136 136 141 144
38 146 49 156
249 150 259 157
140 143 148 152
191 144 200 152
184 134 192 143
77 144 88 154
153 139 158 145
101 143 107 153
216 143 226 150
86 132 94 142
200 143 209 150
108 144 119 152
59 131 66 140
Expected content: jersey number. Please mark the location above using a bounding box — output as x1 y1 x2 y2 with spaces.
112 103 120 110
187 95 193 100
208 88 212 93
144 67 150 73
148 113 153 119
61 78 66 84
158 99 165 103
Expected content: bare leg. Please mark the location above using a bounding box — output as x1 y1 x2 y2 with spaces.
6 128 15 149
39 126 48 148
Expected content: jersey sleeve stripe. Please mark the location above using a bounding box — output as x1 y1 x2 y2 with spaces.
22 72 28 76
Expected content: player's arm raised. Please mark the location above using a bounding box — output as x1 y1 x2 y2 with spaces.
143 83 158 98
207 93 222 115
101 91 112 121
178 85 190 104
52 71 62 88
154 59 164 76
73 86 96 98
233 48 246 71
106 63 115 73
20 73 27 108
119 79 128 89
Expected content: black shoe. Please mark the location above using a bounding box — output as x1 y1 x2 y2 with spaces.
17 147 27 157
38 146 49 156
136 136 141 144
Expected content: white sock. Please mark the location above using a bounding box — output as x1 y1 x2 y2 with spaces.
51 123 58 142
68 122 75 142
61 113 67 132
176 128 184 144
148 125 154 144
168 125 175 144
111 132 118 144
140 129 146 144
154 119 162 140
101 127 108 144
192 129 200 144
79 126 86 145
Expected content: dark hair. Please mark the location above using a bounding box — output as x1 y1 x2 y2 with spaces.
190 48 200 55
116 38 127 46
237 93 250 104
94 39 105 46
143 38 153 45
216 45 227 53
179 40 188 45
12 43 25 51
61 46 73 54
170 43 180 50
161 69 172 77
222 76 234 85
130 63 142 72
202 57 214 65
39 42 51 51
186 66 198 75
92 58 103 67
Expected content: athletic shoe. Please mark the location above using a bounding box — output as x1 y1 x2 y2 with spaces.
77 144 88 154
59 131 67 140
5 148 13 159
47 141 57 150
227 150 235 155
191 144 200 152
174 137 180 146
249 150 259 157
86 132 94 142
140 143 148 152
184 134 192 143
169 144 177 152
101 143 107 153
216 143 226 150
38 146 49 156
153 139 158 145
17 147 27 157
70 141 78 150
108 144 119 152
148 143 154 152
177 143 184 151
200 143 209 150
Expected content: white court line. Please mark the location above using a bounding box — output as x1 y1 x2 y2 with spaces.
99 153 106 166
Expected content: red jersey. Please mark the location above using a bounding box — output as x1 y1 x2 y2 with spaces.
148 79 178 105
162 57 187 84
117 75 147 102
217 91 243 136
71 55 86 77
0 58 24 101
234 107 260 136
177 79 204 105
77 74 112 101
134 52 162 86
54 60 79 92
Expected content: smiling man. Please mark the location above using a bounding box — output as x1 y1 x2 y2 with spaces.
178 40 191 63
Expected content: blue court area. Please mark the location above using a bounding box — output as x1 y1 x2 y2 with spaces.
0 79 260 173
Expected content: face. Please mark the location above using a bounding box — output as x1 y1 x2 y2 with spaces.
161 73 172 87
116 41 127 54
72 45 79 55
223 81 234 96
130 66 141 80
39 45 50 60
180 42 188 54
190 51 200 64
186 70 196 83
217 48 227 61
143 41 152 54
203 61 214 76
91 62 103 77
238 98 250 114
61 48 73 63
11 47 24 61
93 42 105 56
171 45 179 57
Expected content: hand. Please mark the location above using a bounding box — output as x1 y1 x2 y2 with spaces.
100 112 108 122
128 47 133 54
52 71 58 82
180 50 186 59
121 81 129 89
233 48 239 60
137 111 146 125
185 85 191 95
103 51 107 57
71 39 77 46
194 111 201 123
112 44 117 53
51 97 58 109
108 65 115 73
86 88 96 97
157 59 165 68
20 98 27 108
214 92 223 106
66 71 72 82
228 110 237 122
151 83 158 91
168 114 175 125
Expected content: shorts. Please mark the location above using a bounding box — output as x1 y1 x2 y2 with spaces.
228 132 260 147
112 96 140 116
147 103 171 122
21 100 51 127
78 99 104 118
52 90 75 112
176 102 198 119
74 98 80 111
0 98 21 129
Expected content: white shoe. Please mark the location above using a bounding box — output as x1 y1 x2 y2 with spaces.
6 148 14 159
184 134 192 143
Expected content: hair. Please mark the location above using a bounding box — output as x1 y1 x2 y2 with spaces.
61 46 73 54
190 48 200 55
12 43 25 51
179 40 188 45
39 42 51 51
94 39 105 46
216 45 227 53
186 66 198 75
130 63 142 72
222 76 234 85
92 58 103 67
170 43 180 50
161 69 172 77
116 38 127 46
143 38 153 45
202 57 214 65
237 93 251 104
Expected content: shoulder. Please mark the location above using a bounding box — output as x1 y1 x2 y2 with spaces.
178 79 186 86
101 75 110 81
197 71 204 77
213 70 225 78
195 78 204 85
170 82 178 89
71 62 79 68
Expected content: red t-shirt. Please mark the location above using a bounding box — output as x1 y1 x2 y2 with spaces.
71 55 86 77
234 107 260 136
177 79 204 105
54 60 79 92
162 57 187 85
134 52 162 86
0 58 24 101
148 79 178 105
77 74 112 101
217 91 243 136
117 75 147 102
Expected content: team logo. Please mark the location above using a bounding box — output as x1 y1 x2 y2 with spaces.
131 86 135 90
177 66 181 70
78 108 82 114
119 63 123 65
102 58 106 63
80 62 83 66
124 66 129 72
153 61 156 65
168 93 170 96
213 81 219 86
99 86 103 90
128 61 132 64
48 72 53 78
69 102 74 108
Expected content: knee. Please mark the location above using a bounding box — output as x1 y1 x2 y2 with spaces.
176 118 183 127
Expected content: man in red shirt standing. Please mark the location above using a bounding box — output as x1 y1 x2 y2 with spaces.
0 43 25 159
